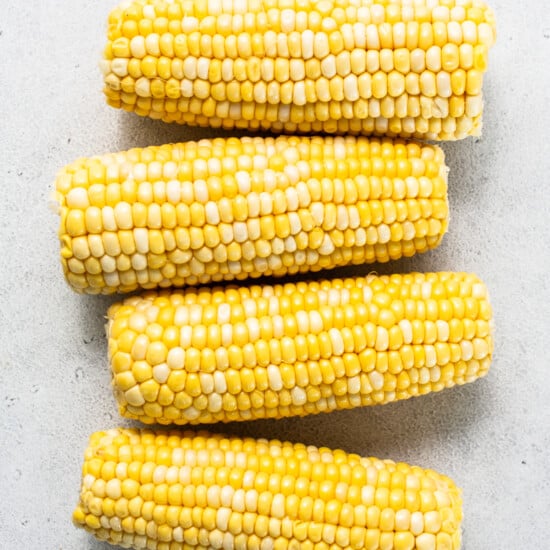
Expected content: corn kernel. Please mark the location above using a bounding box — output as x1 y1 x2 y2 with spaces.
106 269 491 425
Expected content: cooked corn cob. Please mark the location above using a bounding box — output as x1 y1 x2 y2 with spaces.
107 272 492 425
102 0 496 140
74 428 463 550
56 135 449 294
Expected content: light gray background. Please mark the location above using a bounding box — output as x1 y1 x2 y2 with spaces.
1 1 549 548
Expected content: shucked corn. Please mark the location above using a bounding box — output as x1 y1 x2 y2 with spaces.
102 0 496 140
56 135 448 294
74 428 463 550
107 272 493 425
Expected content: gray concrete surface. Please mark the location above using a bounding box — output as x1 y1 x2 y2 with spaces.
1 1 549 548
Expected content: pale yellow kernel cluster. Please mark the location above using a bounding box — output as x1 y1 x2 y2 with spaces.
107 272 493 425
74 428 463 550
102 0 496 140
56 135 448 294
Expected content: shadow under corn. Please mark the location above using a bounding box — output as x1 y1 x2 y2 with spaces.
210 375 494 464
115 110 258 150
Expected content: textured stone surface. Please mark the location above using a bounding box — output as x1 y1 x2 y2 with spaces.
0 1 549 548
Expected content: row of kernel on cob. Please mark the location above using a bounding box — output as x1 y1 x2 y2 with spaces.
59 1 496 549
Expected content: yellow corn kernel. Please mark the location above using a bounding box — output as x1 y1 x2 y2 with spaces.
102 1 496 140
107 272 492 425
74 428 462 549
57 136 450 294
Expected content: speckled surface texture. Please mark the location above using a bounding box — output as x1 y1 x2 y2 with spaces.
1 1 549 548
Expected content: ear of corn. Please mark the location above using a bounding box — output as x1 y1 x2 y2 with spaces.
74 428 463 550
107 271 493 425
56 135 449 295
102 0 496 140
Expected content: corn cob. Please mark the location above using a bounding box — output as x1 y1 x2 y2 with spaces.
102 0 496 140
107 272 492 425
74 428 463 550
56 135 449 295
